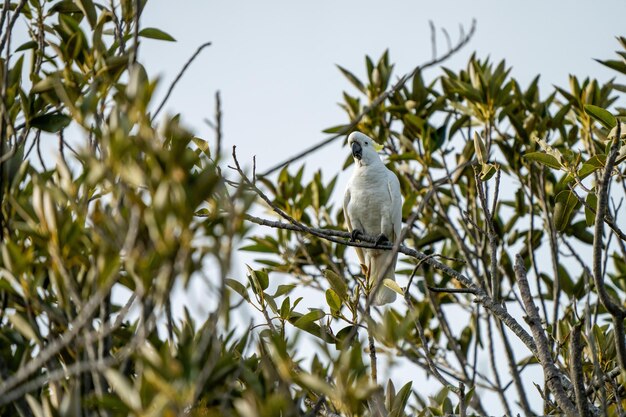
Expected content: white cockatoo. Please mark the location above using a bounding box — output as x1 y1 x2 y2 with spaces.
343 131 402 305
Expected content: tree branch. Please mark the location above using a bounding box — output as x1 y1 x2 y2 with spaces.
570 322 591 417
514 254 577 416
152 41 212 121
592 122 626 369
242 209 539 358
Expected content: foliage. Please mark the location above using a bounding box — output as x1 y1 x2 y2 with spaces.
1 1 626 416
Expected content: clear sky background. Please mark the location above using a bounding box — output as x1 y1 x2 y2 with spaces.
135 1 626 413
141 0 626 177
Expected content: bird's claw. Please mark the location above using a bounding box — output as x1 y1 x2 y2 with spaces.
374 234 390 246
350 229 363 242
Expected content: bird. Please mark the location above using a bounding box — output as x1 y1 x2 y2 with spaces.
343 131 402 305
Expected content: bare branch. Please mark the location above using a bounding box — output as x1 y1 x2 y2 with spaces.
215 90 223 157
152 41 212 121
514 254 577 416
474 167 500 301
0 0 26 52
427 286 473 294
592 122 626 369
241 208 539 358
570 322 591 417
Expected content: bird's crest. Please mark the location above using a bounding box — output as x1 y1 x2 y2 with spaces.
373 142 384 152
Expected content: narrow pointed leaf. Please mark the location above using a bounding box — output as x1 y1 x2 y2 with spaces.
138 27 176 42
584 104 616 129
523 152 562 170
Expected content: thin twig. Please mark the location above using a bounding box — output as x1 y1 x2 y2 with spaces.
427 286 473 294
152 41 212 120
215 90 222 157
0 0 26 52
487 317 513 416
474 167 500 301
129 0 141 64
459 382 467 417
496 320 533 415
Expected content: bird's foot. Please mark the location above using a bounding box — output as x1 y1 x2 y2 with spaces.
374 233 390 246
350 229 364 242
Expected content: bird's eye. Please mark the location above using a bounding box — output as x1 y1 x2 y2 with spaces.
365 141 368 145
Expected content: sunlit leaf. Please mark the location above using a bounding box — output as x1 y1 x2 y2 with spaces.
325 288 342 311
523 152 562 170
323 269 348 301
554 190 579 231
383 278 403 295
584 104 616 129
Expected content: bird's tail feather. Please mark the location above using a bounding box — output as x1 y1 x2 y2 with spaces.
367 252 397 305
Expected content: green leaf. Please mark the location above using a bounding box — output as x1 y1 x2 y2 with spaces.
29 113 71 132
578 154 606 180
480 163 497 181
323 269 348 301
585 192 598 227
246 265 269 291
390 381 413 417
584 104 616 129
322 124 349 134
75 0 97 28
335 325 357 348
473 131 487 165
325 288 342 311
192 137 211 157
15 40 38 52
336 65 366 94
523 152 562 170
138 28 176 42
596 58 626 76
571 220 594 245
226 278 249 301
553 190 579 232
255 269 269 290
273 284 295 297
50 1 82 13
293 309 325 328
280 297 290 319
194 208 210 217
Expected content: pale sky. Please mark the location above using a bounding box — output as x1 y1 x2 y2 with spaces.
142 0 626 176
137 1 626 414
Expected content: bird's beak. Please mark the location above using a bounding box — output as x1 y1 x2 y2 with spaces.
351 141 362 160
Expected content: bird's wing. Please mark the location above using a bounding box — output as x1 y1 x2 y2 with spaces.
343 185 365 266
387 169 403 242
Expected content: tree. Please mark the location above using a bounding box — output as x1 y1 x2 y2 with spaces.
0 1 625 416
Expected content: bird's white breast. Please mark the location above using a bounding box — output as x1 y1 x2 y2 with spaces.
347 164 393 237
